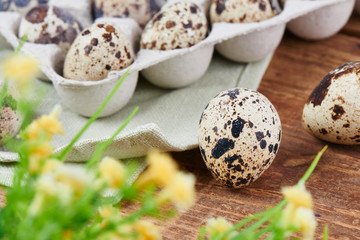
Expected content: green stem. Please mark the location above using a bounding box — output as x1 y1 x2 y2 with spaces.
254 224 273 239
298 145 328 185
85 106 139 169
57 70 130 161
15 34 28 54
323 225 328 240
198 226 206 240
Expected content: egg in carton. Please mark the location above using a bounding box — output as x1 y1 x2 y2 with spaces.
0 0 357 118
138 0 214 89
286 0 355 40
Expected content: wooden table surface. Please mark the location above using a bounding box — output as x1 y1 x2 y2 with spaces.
165 13 360 239
1 10 360 240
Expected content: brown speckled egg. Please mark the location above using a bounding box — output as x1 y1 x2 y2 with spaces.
199 88 282 188
63 23 134 81
0 0 48 16
18 5 82 53
140 1 208 50
0 90 22 145
210 0 277 24
93 0 159 28
302 62 360 145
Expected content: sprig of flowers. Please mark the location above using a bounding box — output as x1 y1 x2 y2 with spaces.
200 146 328 240
0 40 196 240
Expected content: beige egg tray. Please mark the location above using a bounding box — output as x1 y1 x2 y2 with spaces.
0 0 355 117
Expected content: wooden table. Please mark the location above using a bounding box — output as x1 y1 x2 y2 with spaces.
165 13 360 239
1 11 360 240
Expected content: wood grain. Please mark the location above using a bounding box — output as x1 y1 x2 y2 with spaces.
1 9 360 240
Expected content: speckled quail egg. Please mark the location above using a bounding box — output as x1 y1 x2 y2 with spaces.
199 88 282 188
93 0 159 28
210 0 278 24
302 62 360 145
0 98 22 145
140 1 208 50
18 5 82 53
63 23 134 81
0 0 48 15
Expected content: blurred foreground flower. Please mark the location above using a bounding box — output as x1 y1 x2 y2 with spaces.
280 184 316 240
0 47 195 239
2 53 39 92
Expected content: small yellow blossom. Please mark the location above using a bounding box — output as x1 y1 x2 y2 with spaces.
41 158 63 174
28 142 54 174
99 205 117 219
29 174 73 215
99 157 126 189
62 230 74 240
293 207 317 240
134 220 161 240
280 184 316 240
157 172 195 210
2 53 39 91
25 105 64 141
54 166 93 197
136 150 178 188
205 217 235 240
282 184 313 209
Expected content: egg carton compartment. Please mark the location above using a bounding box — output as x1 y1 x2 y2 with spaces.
0 0 355 118
286 0 355 40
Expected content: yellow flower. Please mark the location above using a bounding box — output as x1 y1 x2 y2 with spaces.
29 174 73 215
280 184 316 240
136 150 178 188
62 230 74 240
205 217 235 240
158 172 195 210
41 158 63 174
134 220 161 240
293 207 317 240
282 183 312 209
2 53 39 91
25 105 64 141
99 157 126 189
54 166 93 197
28 143 54 174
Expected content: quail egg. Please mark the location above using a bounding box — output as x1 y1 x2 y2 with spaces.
63 23 134 81
0 0 48 15
199 88 282 188
210 0 278 24
140 1 208 50
93 0 159 28
302 62 360 145
18 5 82 53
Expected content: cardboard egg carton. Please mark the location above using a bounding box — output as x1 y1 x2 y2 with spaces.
0 0 355 117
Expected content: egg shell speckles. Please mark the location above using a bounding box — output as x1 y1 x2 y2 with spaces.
0 105 22 145
199 88 282 188
93 0 159 28
63 23 134 81
0 0 48 15
140 1 208 50
302 62 360 145
210 0 277 24
18 5 82 53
